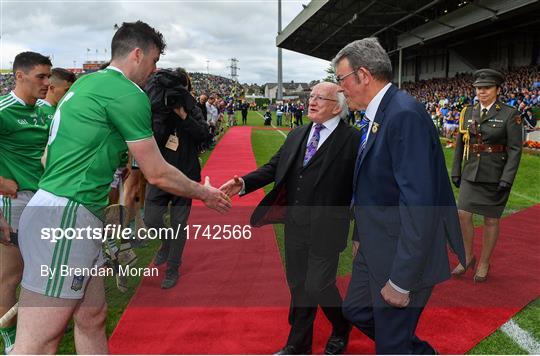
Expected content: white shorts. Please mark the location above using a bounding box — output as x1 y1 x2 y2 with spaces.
1 191 34 232
19 189 105 299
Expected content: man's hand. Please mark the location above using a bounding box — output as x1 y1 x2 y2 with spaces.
497 180 511 192
202 176 232 214
173 107 188 120
352 240 359 258
0 214 12 245
451 176 461 188
219 176 244 197
0 177 18 198
381 281 410 308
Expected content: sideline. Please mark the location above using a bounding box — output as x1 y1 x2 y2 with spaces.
500 319 540 354
255 111 287 138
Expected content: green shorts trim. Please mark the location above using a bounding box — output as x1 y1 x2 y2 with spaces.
45 200 80 297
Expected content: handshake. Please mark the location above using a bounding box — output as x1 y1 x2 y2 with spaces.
199 176 244 214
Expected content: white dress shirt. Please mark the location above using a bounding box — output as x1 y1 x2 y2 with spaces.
305 115 341 150
363 82 392 140
480 101 495 115
206 102 218 124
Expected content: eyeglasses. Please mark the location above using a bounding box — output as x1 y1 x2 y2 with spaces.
335 69 358 84
309 94 338 102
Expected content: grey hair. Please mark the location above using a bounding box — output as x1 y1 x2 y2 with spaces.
332 37 392 82
336 91 349 119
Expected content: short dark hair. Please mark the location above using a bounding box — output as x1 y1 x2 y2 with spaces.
51 68 76 84
111 21 166 59
13 51 52 75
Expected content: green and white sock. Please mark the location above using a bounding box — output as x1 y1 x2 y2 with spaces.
0 324 16 354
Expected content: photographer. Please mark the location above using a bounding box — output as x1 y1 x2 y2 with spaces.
144 68 212 289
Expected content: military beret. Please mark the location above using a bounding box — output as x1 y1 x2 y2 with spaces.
473 68 505 87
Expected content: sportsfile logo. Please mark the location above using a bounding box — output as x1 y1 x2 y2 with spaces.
41 224 252 243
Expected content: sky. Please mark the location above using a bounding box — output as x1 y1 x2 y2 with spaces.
0 0 331 84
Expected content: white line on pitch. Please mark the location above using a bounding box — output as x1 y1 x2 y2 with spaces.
510 190 540 203
255 111 287 138
500 319 540 354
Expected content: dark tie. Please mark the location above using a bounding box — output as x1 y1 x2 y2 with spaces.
303 123 325 166
358 116 370 153
352 116 370 205
481 108 488 121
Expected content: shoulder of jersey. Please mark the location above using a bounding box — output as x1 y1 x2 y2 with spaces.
99 69 145 94
0 94 17 111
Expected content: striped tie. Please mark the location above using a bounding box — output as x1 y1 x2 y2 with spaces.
358 116 370 153
352 116 371 205
303 123 325 166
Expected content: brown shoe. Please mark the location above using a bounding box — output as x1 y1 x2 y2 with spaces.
473 264 490 283
451 256 476 276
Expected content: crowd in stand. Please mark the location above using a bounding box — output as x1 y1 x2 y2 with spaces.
402 65 539 139
0 73 15 95
2 65 538 137
190 72 238 98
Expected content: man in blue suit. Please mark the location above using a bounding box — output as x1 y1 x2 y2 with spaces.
332 38 466 354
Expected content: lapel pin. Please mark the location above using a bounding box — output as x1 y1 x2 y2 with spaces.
372 122 379 134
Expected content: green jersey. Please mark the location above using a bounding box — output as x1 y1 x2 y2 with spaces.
0 92 51 191
36 99 57 121
39 67 153 218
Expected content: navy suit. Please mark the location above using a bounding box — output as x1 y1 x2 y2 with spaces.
344 84 465 354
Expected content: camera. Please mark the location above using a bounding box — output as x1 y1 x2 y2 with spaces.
164 87 197 112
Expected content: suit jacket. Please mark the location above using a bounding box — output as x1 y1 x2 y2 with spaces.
352 84 466 291
242 119 361 255
451 101 523 184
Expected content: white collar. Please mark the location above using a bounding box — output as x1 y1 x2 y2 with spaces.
107 65 144 92
480 101 495 112
107 65 125 76
40 99 52 107
10 91 27 106
365 82 392 121
316 115 340 131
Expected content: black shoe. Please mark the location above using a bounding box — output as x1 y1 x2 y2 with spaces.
324 330 350 355
160 269 179 289
153 250 167 266
274 345 312 355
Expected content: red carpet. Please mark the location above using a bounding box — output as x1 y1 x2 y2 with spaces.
110 127 539 354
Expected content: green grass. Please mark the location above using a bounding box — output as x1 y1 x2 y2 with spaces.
469 330 528 354
469 298 540 354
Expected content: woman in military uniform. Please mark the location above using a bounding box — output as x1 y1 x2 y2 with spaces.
451 69 523 282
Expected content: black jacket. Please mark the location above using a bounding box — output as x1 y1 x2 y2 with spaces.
154 105 210 182
242 120 361 255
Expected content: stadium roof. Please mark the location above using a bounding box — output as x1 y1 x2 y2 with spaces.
277 0 540 61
